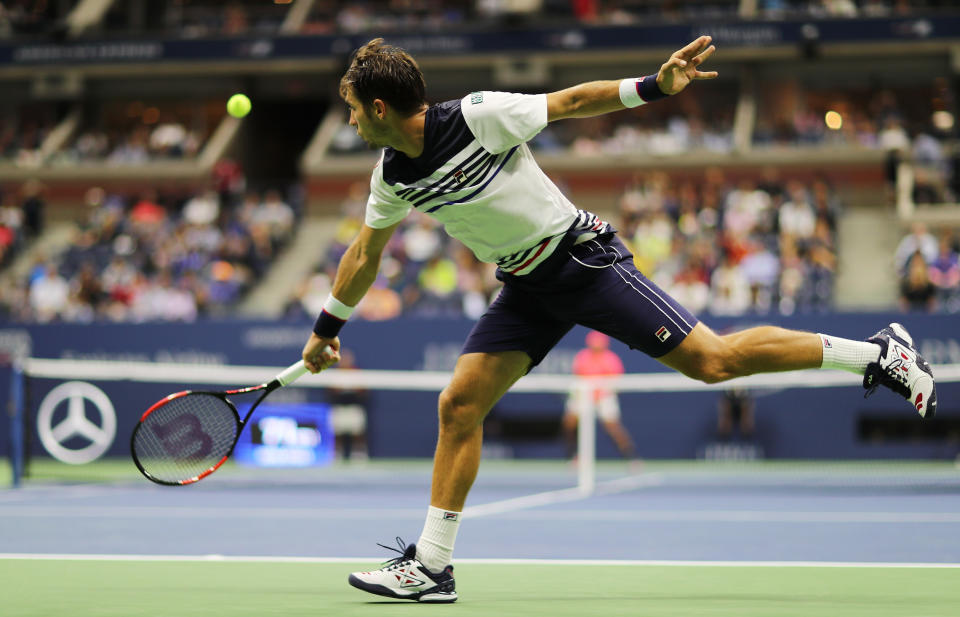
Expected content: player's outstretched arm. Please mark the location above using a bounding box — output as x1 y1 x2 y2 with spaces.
302 221 400 373
546 35 717 122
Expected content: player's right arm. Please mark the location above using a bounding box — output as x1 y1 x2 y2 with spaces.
463 36 716 155
302 221 401 373
545 36 717 122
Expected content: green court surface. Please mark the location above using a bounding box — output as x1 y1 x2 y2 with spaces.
2 558 958 617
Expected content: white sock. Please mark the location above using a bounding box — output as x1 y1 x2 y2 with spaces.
416 506 462 573
818 334 881 375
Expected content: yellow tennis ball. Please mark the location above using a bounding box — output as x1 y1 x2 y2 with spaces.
227 94 251 118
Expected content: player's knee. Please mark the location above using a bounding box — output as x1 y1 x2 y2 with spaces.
437 388 485 439
679 346 740 384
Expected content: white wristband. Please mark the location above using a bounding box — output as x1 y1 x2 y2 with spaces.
323 294 355 320
619 78 645 108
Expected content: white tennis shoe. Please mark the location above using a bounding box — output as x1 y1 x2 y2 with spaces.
863 323 937 418
348 538 457 603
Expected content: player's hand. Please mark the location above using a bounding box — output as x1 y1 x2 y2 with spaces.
302 333 341 373
656 35 718 96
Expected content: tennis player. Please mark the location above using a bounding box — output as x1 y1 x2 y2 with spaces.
302 36 937 603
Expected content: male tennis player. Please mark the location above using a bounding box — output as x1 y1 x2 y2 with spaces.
302 36 936 603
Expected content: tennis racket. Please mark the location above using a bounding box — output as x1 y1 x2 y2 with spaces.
131 358 317 486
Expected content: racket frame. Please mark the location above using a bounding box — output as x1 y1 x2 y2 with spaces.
130 360 309 486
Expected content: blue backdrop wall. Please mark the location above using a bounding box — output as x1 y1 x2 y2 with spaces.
2 313 959 462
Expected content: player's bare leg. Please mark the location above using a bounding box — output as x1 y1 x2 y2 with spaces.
347 351 530 603
659 323 822 381
431 351 532 510
660 322 936 417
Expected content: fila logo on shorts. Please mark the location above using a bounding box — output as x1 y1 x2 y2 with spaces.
454 169 467 184
656 326 671 342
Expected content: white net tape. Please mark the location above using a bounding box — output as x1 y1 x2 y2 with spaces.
23 357 960 393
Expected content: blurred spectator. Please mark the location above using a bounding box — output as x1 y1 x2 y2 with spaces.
29 263 69 322
900 251 937 312
928 231 960 311
182 189 220 226
717 387 754 442
563 331 638 463
0 213 18 266
325 348 370 461
253 189 295 244
709 253 752 316
778 181 816 240
19 179 44 238
894 222 937 275
415 254 460 316
723 179 771 237
740 240 780 314
667 261 710 316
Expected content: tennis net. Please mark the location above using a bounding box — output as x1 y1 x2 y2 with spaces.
8 356 960 491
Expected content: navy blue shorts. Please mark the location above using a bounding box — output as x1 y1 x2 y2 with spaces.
461 233 699 367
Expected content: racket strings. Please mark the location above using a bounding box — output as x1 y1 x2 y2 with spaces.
132 393 239 483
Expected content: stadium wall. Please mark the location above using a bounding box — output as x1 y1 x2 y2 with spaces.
2 313 959 464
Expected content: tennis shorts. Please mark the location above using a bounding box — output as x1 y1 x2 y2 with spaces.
462 233 699 367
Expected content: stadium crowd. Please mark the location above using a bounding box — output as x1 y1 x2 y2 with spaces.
0 180 42 271
4 173 960 324
0 105 58 166
896 222 960 313
286 170 844 322
53 101 219 166
1 0 950 41
0 178 298 323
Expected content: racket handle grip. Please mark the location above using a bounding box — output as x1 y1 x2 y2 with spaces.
277 346 335 386
277 361 308 386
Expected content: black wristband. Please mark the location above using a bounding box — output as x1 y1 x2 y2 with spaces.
313 310 346 338
638 74 669 103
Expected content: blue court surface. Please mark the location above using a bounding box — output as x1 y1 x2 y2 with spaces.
2 459 959 564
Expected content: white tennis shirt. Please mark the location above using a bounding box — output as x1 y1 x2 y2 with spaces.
365 91 608 275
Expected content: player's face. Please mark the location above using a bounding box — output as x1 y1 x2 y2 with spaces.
344 88 387 148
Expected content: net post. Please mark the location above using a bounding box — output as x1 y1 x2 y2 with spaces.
9 359 24 488
576 378 596 495
1 330 30 488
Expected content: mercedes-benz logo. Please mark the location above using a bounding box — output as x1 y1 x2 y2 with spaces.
36 381 117 464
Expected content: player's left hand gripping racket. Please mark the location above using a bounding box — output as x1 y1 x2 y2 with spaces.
131 359 314 486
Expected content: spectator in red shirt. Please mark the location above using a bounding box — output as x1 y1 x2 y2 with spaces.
563 330 639 463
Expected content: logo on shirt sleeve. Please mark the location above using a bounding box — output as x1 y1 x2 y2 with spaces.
655 326 671 342
470 92 484 105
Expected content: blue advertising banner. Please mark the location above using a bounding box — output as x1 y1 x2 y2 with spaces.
233 402 334 468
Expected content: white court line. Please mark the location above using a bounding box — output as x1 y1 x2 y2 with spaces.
0 485 132 504
1 553 958 568
3 504 959 524
0 506 426 519
469 510 960 523
464 473 664 518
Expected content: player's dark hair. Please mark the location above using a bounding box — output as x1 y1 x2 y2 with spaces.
340 38 426 116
